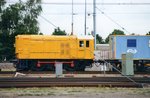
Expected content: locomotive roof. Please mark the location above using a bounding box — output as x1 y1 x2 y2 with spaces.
16 35 94 40
77 35 94 39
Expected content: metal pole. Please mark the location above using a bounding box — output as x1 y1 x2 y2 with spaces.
93 0 96 50
71 0 74 35
84 0 87 35
0 5 2 34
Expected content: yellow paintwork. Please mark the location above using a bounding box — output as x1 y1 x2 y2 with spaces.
145 63 150 66
15 35 94 60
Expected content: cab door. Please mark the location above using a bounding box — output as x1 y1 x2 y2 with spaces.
85 40 90 59
78 40 85 58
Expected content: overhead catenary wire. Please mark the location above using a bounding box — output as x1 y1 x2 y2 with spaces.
5 1 150 5
40 2 150 5
96 7 131 34
41 12 150 16
84 0 87 35
71 0 74 35
40 15 57 28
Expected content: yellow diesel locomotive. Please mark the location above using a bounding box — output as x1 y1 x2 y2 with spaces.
15 35 94 71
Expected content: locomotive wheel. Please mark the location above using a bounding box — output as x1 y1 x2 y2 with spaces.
16 60 30 71
31 65 46 71
63 61 86 71
63 64 75 71
44 64 55 71
30 61 45 71
74 61 85 71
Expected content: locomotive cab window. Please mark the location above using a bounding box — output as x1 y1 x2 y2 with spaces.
127 39 136 47
79 41 84 47
86 40 89 47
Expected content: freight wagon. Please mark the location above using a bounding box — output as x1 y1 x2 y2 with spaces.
99 35 150 72
15 35 94 71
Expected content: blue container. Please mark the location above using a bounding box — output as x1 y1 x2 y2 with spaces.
110 35 150 60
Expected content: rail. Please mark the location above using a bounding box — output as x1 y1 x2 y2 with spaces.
0 77 149 88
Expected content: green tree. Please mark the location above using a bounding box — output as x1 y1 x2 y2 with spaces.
0 0 6 61
146 31 150 35
0 0 6 12
105 29 125 43
52 27 67 35
0 0 6 34
96 34 105 44
1 0 42 35
0 0 42 60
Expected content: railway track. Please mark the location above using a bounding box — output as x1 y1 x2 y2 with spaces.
0 77 149 88
0 71 149 74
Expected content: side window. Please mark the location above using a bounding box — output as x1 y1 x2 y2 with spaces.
79 41 84 47
86 40 89 47
127 39 136 47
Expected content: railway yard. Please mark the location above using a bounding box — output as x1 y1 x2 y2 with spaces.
1 0 150 97
0 63 150 88
0 63 150 98
1 28 150 97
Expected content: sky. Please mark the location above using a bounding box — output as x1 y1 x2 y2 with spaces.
8 0 150 39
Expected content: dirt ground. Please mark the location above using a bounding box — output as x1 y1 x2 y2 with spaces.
17 94 150 98
0 87 150 98
1 93 150 98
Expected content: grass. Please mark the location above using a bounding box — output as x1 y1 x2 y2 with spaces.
1 68 16 71
0 87 150 96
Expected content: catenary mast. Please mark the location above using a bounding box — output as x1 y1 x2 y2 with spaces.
93 0 96 49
